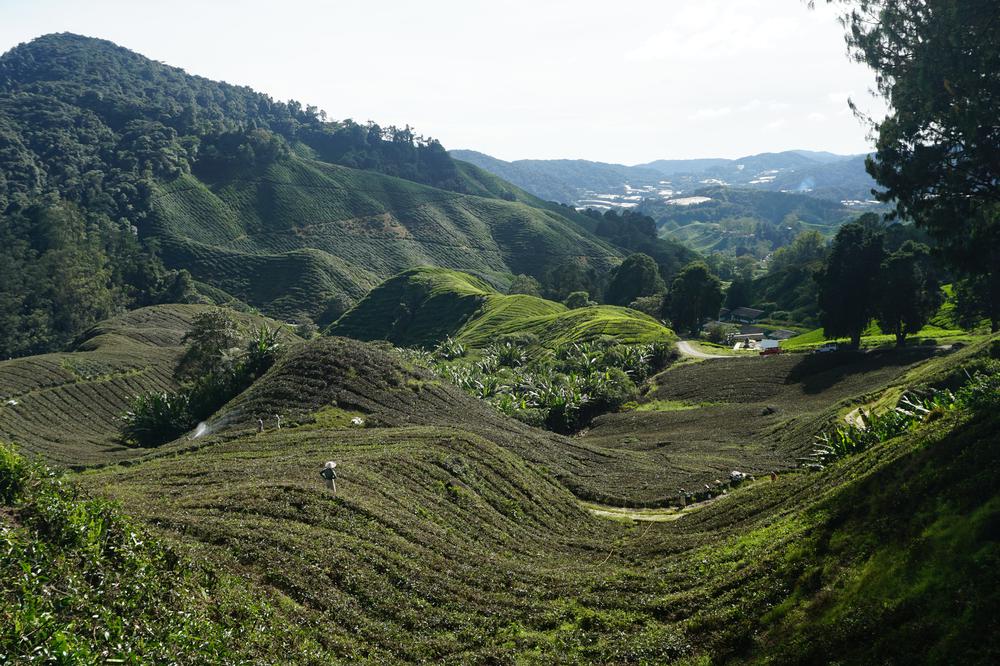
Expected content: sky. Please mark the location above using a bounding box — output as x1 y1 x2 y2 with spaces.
0 0 886 164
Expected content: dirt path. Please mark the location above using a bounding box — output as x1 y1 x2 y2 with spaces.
844 406 865 428
583 494 729 523
677 340 730 360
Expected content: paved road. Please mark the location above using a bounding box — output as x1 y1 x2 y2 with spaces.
677 340 730 360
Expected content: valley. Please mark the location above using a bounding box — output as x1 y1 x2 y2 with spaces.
2 298 996 662
2 8 999 663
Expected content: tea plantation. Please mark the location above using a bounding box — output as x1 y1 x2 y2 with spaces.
0 304 291 466
2 306 998 663
151 158 622 324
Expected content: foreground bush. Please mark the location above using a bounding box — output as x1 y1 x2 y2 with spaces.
806 360 999 468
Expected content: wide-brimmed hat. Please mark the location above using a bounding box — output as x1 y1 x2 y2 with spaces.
324 461 337 468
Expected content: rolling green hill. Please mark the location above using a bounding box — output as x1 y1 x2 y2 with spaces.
3 325 994 662
0 34 623 355
642 185 857 257
328 267 675 348
150 157 621 323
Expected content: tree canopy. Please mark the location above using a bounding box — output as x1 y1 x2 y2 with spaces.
605 253 665 306
816 218 885 347
0 34 474 357
663 262 724 336
830 0 1000 329
874 241 942 347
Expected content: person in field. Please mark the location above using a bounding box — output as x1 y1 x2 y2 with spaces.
320 461 337 493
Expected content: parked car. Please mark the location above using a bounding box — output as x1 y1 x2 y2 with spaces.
759 347 784 356
816 343 839 353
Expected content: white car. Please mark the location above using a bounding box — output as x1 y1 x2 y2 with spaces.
816 343 839 353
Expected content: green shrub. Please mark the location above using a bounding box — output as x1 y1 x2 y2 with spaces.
584 367 637 413
804 374 993 469
563 291 595 309
434 336 466 360
119 322 285 446
417 337 673 433
956 370 1000 411
121 391 194 447
0 444 295 662
487 341 528 368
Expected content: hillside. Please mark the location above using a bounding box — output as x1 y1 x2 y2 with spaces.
3 314 994 662
328 267 675 348
641 185 855 256
150 157 621 322
450 149 665 204
0 34 623 355
0 304 293 465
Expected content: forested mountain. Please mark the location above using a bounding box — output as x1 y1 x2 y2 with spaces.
0 34 626 358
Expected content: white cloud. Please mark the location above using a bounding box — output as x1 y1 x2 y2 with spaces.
766 119 787 131
626 1 798 63
808 112 827 122
689 106 733 120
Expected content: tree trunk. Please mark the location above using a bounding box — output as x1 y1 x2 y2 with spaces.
851 331 862 349
896 331 906 348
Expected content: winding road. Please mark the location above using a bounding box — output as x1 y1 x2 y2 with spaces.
677 340 730 360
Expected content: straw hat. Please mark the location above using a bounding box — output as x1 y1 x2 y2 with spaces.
324 461 337 468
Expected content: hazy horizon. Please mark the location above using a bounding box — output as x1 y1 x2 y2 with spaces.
0 0 886 164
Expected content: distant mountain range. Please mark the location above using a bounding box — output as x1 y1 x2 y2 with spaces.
450 149 880 207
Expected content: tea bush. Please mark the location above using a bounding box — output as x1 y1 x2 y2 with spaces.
0 444 307 663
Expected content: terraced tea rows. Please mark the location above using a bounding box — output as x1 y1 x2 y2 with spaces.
150 157 623 321
4 302 996 662
0 305 287 466
577 348 940 503
72 338 1000 663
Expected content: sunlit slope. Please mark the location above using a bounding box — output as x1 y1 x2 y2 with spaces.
0 304 287 466
69 338 1000 662
81 425 620 662
328 266 675 348
150 156 622 323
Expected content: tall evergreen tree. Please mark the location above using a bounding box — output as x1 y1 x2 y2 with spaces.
816 220 885 348
875 241 942 347
663 262 723 336
605 253 665 306
829 0 1000 330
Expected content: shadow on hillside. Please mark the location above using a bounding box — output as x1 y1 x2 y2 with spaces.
790 348 937 395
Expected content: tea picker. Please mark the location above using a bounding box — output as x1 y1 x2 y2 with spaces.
320 461 337 493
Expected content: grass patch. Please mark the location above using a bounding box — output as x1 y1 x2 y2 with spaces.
311 406 367 428
782 321 980 351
